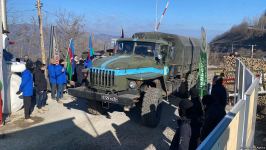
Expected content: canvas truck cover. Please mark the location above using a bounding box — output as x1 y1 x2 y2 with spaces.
133 32 201 71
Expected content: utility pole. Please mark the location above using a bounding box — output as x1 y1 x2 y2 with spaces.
249 44 257 72
249 44 257 59
231 43 234 54
36 0 46 64
1 0 8 33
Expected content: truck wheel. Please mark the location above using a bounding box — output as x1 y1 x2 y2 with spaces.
87 101 102 115
141 87 162 127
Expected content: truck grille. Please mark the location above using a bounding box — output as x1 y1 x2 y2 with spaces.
89 68 115 87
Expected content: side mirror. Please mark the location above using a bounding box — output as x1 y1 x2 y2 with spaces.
158 54 162 60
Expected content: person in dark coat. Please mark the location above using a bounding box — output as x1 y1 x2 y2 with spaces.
34 60 48 113
72 55 78 82
201 95 226 141
170 99 193 150
55 60 66 102
188 87 204 150
16 62 34 123
75 59 85 87
211 77 227 109
48 59 57 100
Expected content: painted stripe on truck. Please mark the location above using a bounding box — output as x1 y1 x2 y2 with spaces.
91 67 169 76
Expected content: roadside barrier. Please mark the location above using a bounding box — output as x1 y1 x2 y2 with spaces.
197 58 259 149
0 81 2 125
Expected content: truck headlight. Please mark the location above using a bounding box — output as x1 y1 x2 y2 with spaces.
129 81 137 89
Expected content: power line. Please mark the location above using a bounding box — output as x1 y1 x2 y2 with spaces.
7 9 36 14
42 9 57 16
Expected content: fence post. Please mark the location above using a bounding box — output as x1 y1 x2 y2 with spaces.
242 65 246 100
250 81 259 147
242 94 250 149
0 80 2 125
234 59 240 104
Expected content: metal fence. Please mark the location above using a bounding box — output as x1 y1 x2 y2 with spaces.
197 58 259 150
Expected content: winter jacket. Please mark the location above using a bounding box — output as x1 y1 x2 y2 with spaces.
201 102 226 141
169 117 191 150
19 69 33 96
33 68 47 92
84 59 92 68
211 83 227 109
76 63 85 85
55 65 67 84
189 97 204 150
48 64 56 84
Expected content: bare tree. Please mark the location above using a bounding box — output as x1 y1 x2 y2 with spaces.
54 10 86 56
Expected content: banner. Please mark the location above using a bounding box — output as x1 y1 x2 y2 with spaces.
199 27 208 97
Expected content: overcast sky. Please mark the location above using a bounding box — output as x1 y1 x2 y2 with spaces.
7 0 266 40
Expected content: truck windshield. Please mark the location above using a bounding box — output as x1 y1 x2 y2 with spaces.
116 41 155 57
134 42 155 57
116 41 134 55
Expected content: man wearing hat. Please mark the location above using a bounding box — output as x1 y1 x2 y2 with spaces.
169 99 193 150
201 95 226 141
34 60 48 113
188 87 204 149
211 76 227 110
16 61 34 123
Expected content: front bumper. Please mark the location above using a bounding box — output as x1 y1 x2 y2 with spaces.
68 86 137 106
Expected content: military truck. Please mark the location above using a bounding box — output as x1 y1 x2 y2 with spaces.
68 32 201 127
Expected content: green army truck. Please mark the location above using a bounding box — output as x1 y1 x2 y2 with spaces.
68 32 201 127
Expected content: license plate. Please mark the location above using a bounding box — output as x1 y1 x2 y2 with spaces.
101 94 118 103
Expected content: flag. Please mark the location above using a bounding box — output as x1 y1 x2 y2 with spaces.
66 38 74 80
70 39 75 76
120 28 124 38
198 27 208 98
89 34 94 58
84 35 93 68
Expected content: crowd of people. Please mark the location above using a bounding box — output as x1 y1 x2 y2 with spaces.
16 55 91 123
170 75 228 150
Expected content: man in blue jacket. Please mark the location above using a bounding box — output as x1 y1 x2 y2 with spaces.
55 59 67 103
17 62 34 123
48 59 57 100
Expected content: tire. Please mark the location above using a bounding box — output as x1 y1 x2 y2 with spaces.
87 101 102 115
141 87 162 127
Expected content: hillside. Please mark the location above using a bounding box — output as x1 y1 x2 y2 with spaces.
210 12 266 58
7 23 117 59
210 23 266 54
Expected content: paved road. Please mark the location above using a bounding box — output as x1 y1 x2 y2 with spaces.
0 95 179 150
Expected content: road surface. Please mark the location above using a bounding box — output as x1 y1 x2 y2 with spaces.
0 94 179 150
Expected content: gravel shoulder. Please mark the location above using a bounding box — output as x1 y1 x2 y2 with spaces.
0 94 179 150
